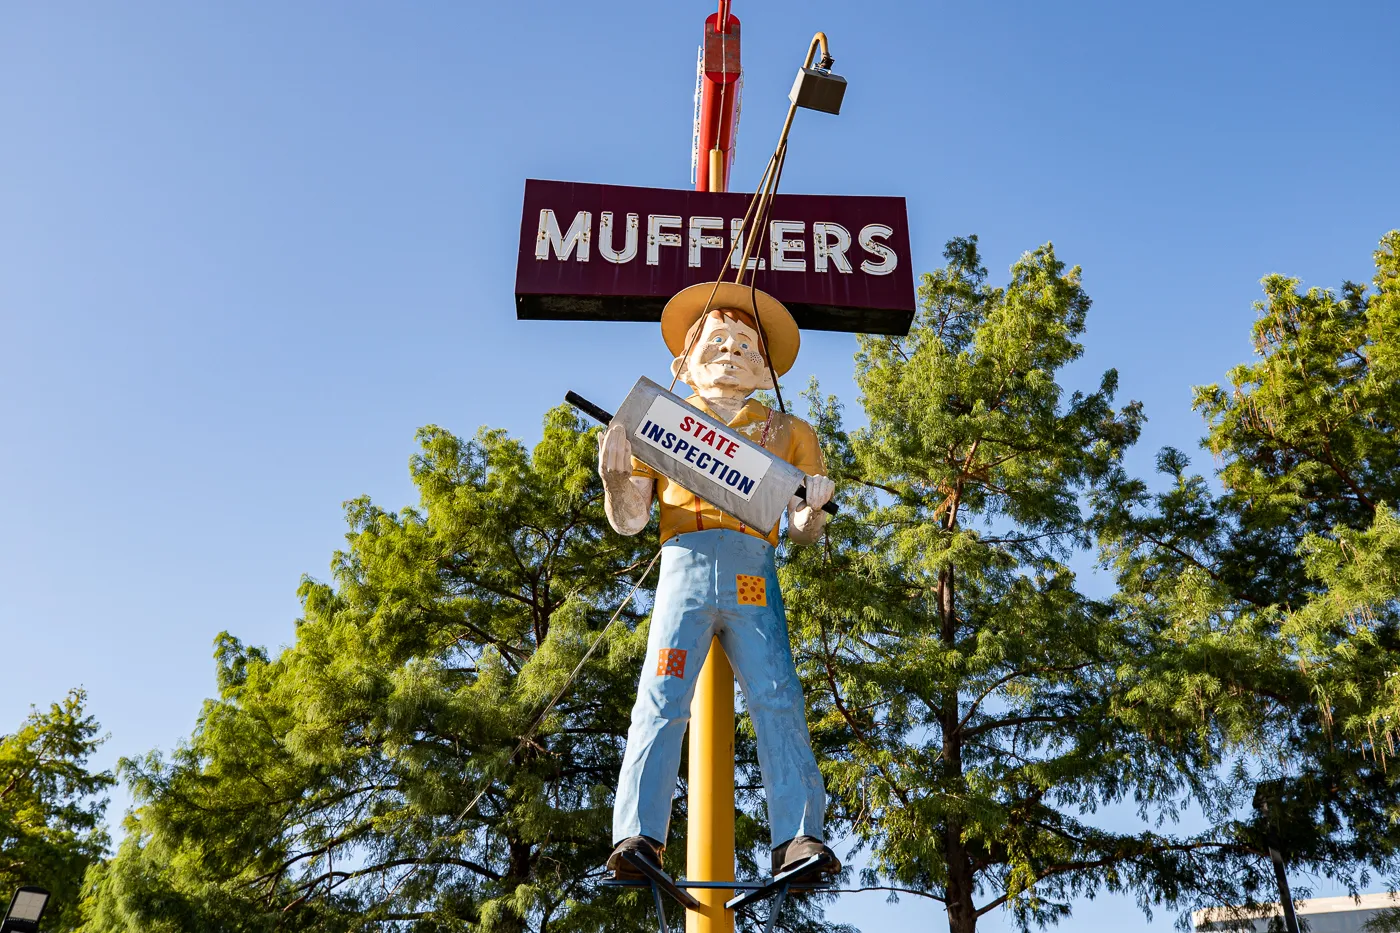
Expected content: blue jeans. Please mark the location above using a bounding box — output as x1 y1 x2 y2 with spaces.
613 529 826 849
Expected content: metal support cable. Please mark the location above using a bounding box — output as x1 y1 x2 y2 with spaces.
347 547 665 927
667 147 781 394
671 33 829 413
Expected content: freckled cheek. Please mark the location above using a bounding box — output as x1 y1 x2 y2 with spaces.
744 350 764 366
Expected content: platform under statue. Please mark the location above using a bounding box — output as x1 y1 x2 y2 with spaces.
599 281 840 881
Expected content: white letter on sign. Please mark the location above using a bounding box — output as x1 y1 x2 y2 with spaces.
859 223 897 275
647 215 683 266
536 209 592 262
599 212 639 264
688 216 724 268
769 221 806 272
814 222 853 273
729 218 766 271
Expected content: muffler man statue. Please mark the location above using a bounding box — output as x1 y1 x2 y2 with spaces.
600 281 839 880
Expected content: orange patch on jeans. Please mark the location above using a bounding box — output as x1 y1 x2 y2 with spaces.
657 648 687 678
736 574 767 606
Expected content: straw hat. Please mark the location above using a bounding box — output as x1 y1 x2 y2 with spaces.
661 282 801 376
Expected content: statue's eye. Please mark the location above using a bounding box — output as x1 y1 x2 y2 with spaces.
740 342 750 350
711 335 724 343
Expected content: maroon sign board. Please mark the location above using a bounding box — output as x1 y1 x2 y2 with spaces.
514 179 915 335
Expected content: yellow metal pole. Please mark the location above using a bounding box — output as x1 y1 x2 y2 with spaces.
687 147 736 933
686 636 734 933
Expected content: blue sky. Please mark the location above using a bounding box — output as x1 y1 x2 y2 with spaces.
2 2 1396 930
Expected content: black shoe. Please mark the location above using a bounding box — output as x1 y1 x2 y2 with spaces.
771 836 841 876
608 835 665 880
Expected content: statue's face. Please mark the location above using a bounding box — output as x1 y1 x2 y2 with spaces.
681 310 771 395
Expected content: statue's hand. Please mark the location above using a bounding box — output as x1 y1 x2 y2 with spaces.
599 424 652 536
802 474 834 512
789 474 833 544
599 424 635 483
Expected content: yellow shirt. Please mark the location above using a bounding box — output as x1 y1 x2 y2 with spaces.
633 396 827 546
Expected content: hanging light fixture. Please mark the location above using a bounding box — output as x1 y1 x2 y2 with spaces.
787 34 846 115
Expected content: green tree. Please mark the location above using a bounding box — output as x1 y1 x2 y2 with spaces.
1095 231 1400 918
783 236 1234 933
84 411 662 933
81 409 841 933
0 688 113 931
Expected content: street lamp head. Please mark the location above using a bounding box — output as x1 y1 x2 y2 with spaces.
788 65 846 115
787 32 846 116
1 887 50 933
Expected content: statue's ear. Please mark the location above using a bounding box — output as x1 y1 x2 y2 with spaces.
755 365 775 391
670 356 689 385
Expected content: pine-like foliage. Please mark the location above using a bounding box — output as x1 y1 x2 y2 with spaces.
81 409 851 933
782 237 1238 932
82 410 670 932
0 689 113 931
1096 231 1400 921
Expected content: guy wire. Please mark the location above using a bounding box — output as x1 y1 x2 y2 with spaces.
669 111 793 410
347 546 665 927
668 147 779 394
750 137 790 413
